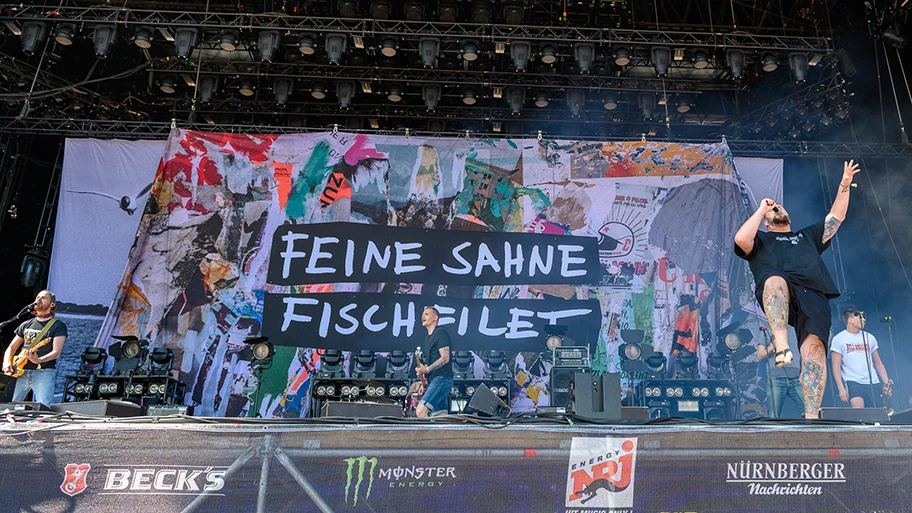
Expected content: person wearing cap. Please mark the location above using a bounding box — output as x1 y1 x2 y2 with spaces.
831 308 891 408
2 290 68 406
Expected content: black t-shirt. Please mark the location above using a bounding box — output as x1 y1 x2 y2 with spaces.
14 317 68 370
734 220 839 298
423 327 453 381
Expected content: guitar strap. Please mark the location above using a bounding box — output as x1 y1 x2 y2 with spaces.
28 318 57 370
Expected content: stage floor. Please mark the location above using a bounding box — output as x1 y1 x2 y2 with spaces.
1 409 910 513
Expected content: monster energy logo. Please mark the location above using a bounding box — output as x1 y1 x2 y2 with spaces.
343 456 377 506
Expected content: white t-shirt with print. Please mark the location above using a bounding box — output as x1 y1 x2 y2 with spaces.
830 330 879 385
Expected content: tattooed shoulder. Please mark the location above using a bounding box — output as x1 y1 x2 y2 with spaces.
822 216 842 243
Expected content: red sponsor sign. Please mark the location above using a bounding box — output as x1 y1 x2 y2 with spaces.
60 463 91 497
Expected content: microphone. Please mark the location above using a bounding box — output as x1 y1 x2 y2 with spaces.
26 301 38 309
772 206 781 214
882 316 893 323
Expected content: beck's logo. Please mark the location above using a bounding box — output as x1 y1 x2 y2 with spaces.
61 463 91 497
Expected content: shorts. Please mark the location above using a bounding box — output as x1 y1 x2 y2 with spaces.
846 381 883 408
419 376 454 415
756 276 832 351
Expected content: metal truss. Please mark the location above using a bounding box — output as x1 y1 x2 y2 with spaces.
1 117 908 159
0 4 832 52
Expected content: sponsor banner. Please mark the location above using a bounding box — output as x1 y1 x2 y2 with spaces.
268 222 601 286
566 437 637 512
262 292 602 351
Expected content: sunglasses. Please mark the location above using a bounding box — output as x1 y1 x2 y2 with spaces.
853 311 865 318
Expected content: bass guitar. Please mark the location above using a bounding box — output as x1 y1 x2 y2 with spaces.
404 346 427 412
4 337 52 378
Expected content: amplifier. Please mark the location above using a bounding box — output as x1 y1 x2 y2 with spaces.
820 407 890 423
0 374 15 402
146 404 194 416
51 400 141 417
890 408 912 422
320 401 403 418
552 346 590 368
621 406 650 420
0 401 51 412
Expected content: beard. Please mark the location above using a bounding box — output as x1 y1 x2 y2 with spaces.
770 212 790 226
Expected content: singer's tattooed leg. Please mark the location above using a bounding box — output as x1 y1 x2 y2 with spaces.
762 276 793 366
800 336 827 419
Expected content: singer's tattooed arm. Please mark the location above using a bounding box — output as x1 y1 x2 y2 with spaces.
822 214 842 244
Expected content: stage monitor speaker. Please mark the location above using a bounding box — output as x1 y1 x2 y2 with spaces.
468 383 512 418
146 404 194 416
573 372 621 420
550 367 585 409
820 407 890 423
0 401 51 412
621 406 649 420
890 408 912 422
320 401 403 418
0 374 15 402
50 400 141 417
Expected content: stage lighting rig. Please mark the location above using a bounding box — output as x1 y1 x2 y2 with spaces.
506 87 526 114
297 33 317 55
370 0 392 19
418 37 440 68
20 21 47 56
257 30 280 62
385 350 410 379
511 41 532 71
574 43 595 73
274 78 293 106
651 47 671 77
109 335 149 375
692 48 710 69
173 27 198 59
438 1 459 22
453 351 476 379
337 81 356 108
483 350 509 379
325 33 347 65
472 0 493 23
789 52 809 83
319 349 345 378
149 348 174 376
675 349 698 379
218 29 239 52
423 84 441 111
352 350 377 379
54 23 76 46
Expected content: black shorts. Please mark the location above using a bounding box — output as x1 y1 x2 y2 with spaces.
755 276 832 351
846 381 883 408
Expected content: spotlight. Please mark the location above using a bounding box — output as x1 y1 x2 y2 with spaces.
789 52 809 83
472 0 493 23
257 30 280 62
726 49 745 79
337 0 359 17
676 349 697 379
20 21 48 56
462 87 478 105
109 336 148 375
198 75 217 102
379 36 398 57
574 43 595 73
370 0 392 19
511 41 531 71
274 78 293 105
158 75 177 94
337 81 356 108
242 338 275 367
603 93 618 110
297 33 317 55
325 33 347 65
645 352 667 375
422 84 441 111
613 45 631 66
386 349 410 378
404 1 425 20
882 27 907 49
149 347 174 376
676 96 691 113
534 90 549 108
567 90 585 117
218 29 239 52
319 349 345 377
639 92 656 119
418 37 439 68
54 23 76 46
761 52 778 72
506 87 525 114
461 39 479 61
503 1 523 24
173 27 198 59
352 350 377 378
540 44 557 64
692 48 710 69
238 78 255 97
453 351 475 379
311 82 327 99
483 350 509 379
619 342 642 360
387 84 403 102
133 26 154 49
90 23 119 57
79 347 107 375
438 1 459 21
651 46 671 77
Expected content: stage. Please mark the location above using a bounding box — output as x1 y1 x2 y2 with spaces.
2 409 910 513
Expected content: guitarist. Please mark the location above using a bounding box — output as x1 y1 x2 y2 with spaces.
2 290 68 406
414 307 453 418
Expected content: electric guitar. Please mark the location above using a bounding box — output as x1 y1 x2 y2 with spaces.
405 346 427 411
883 379 895 415
4 337 52 378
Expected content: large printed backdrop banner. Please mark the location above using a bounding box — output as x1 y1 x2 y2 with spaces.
90 130 772 417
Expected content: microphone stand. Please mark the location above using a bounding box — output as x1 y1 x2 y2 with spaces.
882 317 902 410
0 305 34 331
860 329 877 408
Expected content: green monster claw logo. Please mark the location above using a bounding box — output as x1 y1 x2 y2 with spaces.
343 456 378 506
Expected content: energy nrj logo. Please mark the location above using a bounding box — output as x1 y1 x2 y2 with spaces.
565 437 637 509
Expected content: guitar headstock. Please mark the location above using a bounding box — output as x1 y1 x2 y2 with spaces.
415 346 423 363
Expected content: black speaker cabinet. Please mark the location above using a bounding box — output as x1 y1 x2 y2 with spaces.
550 367 585 408
0 374 15 402
890 408 912 422
320 401 403 418
0 401 51 412
51 400 141 417
468 384 512 418
146 404 194 416
820 407 890 423
573 372 621 420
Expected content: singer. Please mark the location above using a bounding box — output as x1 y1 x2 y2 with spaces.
734 159 861 419
2 291 68 407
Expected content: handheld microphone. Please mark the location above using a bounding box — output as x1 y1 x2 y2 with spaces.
882 316 893 323
772 206 781 214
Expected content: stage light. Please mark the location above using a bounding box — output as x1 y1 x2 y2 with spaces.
574 43 595 73
492 121 502 132
645 352 667 375
603 93 618 110
379 36 398 57
132 26 154 49
109 336 148 375
462 87 478 105
198 75 217 102
820 113 832 127
761 52 778 72
483 350 509 379
453 351 475 379
337 0 359 17
651 46 671 77
274 78 293 105
472 0 493 23
20 21 48 56
676 349 697 379
311 82 327 99
503 1 523 24
404 1 425 20
676 96 691 113
461 39 479 61
149 347 174 376
54 23 76 46
318 349 345 377
352 350 377 378
422 84 441 111
370 0 392 18
619 342 642 361
218 29 239 51
173 27 198 59
534 90 549 108
882 26 907 49
540 44 557 64
507 87 525 114
418 37 439 68
257 30 280 62
79 347 107 375
385 350 410 378
493 86 503 99
238 78 255 97
511 41 531 71
639 92 656 119
567 90 585 117
158 75 177 94
438 0 458 21
724 331 742 352
386 84 404 102
726 49 745 79
613 45 631 66
297 33 317 55
337 81 356 108
692 48 710 69
244 338 275 367
789 52 809 83
325 33 347 65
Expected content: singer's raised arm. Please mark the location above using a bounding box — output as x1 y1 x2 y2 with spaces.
823 160 861 244
734 198 776 255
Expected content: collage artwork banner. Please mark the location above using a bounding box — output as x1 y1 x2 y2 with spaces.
74 130 779 417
